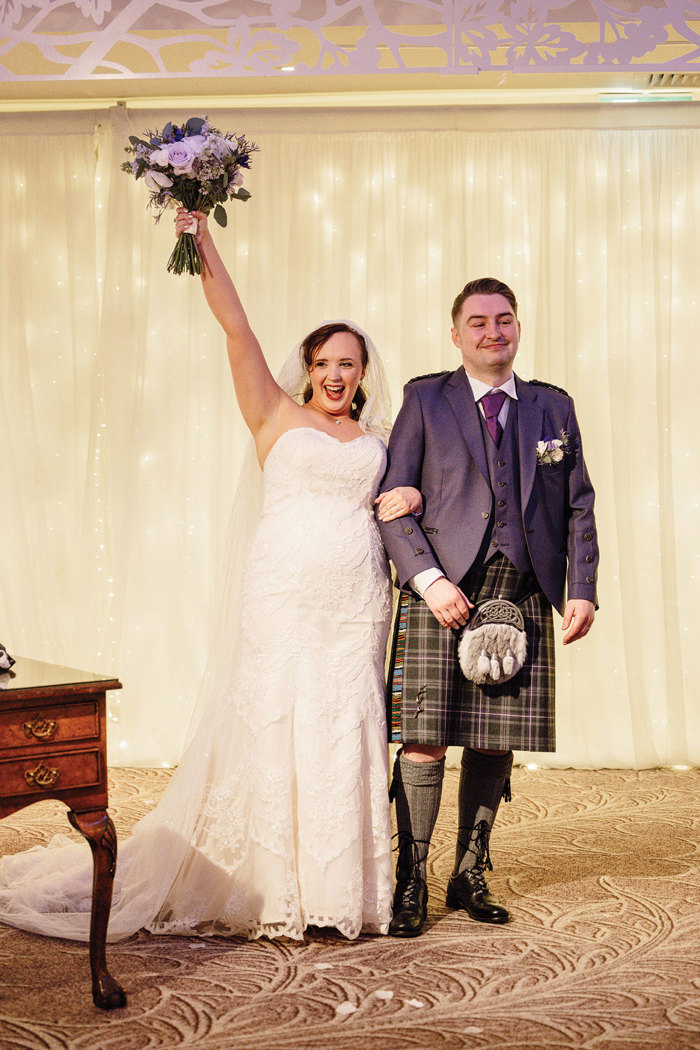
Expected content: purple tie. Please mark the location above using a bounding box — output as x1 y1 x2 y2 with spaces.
481 390 507 445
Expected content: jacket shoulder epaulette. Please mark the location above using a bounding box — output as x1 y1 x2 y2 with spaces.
529 378 569 397
407 370 450 384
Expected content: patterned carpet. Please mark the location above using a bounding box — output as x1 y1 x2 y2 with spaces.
1 766 699 1050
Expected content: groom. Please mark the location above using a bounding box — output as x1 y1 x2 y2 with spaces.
377 278 598 936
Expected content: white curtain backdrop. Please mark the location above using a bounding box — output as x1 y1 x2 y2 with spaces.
1 104 698 768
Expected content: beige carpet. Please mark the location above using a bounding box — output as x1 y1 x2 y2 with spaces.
1 767 699 1050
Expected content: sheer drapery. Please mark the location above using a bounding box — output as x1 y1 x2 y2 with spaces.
1 106 698 768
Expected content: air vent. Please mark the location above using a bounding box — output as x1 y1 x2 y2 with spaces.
645 73 700 89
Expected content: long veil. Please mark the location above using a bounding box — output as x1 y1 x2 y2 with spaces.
0 322 392 942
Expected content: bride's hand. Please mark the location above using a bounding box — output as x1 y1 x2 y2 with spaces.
174 207 208 244
375 486 423 521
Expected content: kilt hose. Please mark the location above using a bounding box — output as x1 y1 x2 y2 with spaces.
387 555 556 752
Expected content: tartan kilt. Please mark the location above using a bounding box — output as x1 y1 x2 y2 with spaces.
387 557 556 751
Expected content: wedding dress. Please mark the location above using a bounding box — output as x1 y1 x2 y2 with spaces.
0 330 395 942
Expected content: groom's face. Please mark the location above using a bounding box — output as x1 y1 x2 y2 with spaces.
451 293 520 383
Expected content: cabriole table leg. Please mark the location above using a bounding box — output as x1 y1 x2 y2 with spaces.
68 808 127 1009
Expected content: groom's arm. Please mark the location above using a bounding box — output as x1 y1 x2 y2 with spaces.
378 381 473 629
562 397 598 643
564 398 599 606
377 383 442 588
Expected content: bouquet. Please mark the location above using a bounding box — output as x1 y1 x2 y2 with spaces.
122 116 258 275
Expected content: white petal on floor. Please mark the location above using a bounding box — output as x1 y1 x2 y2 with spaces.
335 1001 357 1016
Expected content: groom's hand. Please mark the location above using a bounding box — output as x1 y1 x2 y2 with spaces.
561 599 596 644
423 579 473 629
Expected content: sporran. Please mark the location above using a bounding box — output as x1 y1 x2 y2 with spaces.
457 598 527 686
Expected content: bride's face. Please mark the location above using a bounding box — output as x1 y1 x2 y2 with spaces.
308 332 366 418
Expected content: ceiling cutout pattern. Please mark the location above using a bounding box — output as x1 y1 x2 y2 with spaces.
1 0 699 81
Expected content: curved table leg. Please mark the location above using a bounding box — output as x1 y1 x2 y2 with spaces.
68 808 127 1010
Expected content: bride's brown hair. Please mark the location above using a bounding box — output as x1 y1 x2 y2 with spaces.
301 323 368 421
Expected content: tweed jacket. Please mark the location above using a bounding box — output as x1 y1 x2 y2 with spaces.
378 367 598 616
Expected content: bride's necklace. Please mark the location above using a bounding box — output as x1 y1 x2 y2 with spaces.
308 402 349 426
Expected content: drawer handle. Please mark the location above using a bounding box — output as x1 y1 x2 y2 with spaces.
23 715 58 741
24 761 61 788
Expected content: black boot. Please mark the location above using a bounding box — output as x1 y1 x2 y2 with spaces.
446 820 509 924
389 833 428 937
387 750 444 938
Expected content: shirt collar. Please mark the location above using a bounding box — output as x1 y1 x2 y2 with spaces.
463 369 518 402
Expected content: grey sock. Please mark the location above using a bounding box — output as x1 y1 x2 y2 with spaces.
454 748 513 875
391 750 445 881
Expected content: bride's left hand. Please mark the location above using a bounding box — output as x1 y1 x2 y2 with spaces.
375 486 422 521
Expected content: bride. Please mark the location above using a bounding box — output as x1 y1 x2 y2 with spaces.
0 211 420 943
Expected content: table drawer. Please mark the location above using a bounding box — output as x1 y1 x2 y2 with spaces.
0 701 99 749
0 748 102 798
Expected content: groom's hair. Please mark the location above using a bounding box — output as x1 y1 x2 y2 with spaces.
451 278 518 325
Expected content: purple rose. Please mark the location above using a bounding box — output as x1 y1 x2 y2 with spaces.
150 135 205 175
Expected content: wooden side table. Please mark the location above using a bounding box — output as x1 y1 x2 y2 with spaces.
0 656 126 1009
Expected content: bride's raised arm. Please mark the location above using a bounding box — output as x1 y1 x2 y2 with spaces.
175 208 284 445
176 209 422 521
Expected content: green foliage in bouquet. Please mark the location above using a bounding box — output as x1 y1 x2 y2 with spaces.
122 116 258 275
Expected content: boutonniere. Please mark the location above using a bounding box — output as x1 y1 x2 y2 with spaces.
536 431 569 466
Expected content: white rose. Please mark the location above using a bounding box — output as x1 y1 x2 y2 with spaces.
536 441 547 456
144 169 173 191
166 135 206 175
550 448 564 463
149 147 170 167
232 171 244 187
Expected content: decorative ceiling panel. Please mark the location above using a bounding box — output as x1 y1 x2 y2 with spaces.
1 1 699 82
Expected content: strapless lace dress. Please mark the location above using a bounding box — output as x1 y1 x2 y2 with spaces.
0 427 394 941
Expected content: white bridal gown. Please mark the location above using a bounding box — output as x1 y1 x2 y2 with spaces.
0 427 394 941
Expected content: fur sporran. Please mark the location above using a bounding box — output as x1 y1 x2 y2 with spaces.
457 598 527 685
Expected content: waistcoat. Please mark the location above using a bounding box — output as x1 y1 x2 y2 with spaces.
480 402 533 576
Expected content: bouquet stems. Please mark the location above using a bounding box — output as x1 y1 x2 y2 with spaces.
167 231 202 276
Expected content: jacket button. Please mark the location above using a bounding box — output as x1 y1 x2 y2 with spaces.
497 500 506 507
481 512 489 519
584 532 593 541
497 460 506 467
404 526 413 535
586 575 594 583
585 555 593 563
415 547 424 555
497 521 506 528
497 481 506 488
492 540 499 547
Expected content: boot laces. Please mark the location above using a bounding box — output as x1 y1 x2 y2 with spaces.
466 866 489 896
456 819 494 878
392 831 429 880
